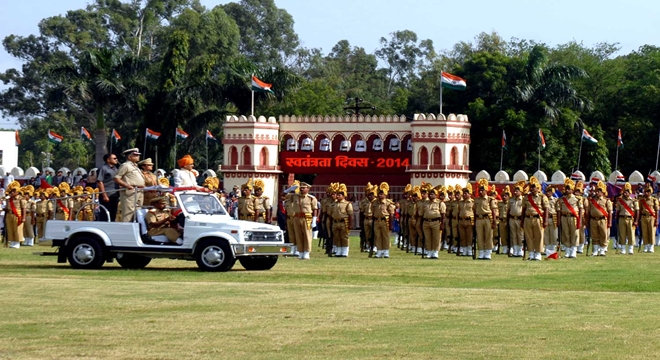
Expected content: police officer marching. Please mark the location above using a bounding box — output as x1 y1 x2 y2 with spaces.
558 178 583 258
474 179 497 260
422 185 446 259
615 182 638 255
331 183 353 257
585 180 613 256
521 176 549 261
371 182 395 258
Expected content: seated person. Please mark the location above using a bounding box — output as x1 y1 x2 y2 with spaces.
373 138 383 151
145 196 183 245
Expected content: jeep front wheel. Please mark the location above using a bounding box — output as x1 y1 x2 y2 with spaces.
67 237 105 269
195 240 235 272
116 253 152 269
238 256 278 271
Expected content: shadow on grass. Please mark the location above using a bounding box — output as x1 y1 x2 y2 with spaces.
0 263 251 272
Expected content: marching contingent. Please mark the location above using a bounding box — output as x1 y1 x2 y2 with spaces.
3 145 660 264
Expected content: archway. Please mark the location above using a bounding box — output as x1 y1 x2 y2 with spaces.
242 146 252 166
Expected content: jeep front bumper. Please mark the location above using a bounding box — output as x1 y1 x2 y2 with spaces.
232 243 294 257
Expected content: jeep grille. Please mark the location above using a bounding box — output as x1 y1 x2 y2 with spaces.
246 232 280 242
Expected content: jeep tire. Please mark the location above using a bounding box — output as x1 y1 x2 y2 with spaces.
195 239 235 272
67 237 105 269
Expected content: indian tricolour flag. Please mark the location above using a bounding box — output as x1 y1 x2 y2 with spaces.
145 128 161 140
176 128 189 140
251 75 273 93
80 126 92 141
441 71 467 91
206 130 217 142
582 129 598 144
48 130 63 144
112 129 121 142
539 128 546 149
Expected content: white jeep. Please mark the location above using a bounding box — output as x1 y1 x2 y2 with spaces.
38 189 291 272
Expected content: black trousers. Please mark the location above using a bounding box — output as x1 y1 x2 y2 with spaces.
98 196 119 222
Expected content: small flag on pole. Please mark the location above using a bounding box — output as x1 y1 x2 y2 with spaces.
176 128 189 140
251 75 273 93
112 129 121 142
80 126 92 141
15 130 20 146
441 71 467 91
48 130 63 144
539 129 546 149
501 130 506 148
206 130 217 142
617 129 623 148
582 129 598 144
145 128 161 140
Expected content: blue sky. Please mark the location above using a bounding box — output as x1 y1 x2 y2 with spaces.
1 0 659 127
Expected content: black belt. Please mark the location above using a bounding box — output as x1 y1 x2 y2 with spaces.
509 215 521 220
618 215 633 219
334 219 347 223
424 217 441 222
642 214 655 217
375 217 388 221
476 215 491 220
591 216 606 221
561 212 576 217
526 215 540 219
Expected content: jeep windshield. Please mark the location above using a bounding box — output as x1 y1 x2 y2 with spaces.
180 193 227 215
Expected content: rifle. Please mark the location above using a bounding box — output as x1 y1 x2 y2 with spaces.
556 221 562 257
325 216 334 257
359 214 366 252
317 214 325 248
418 218 426 258
447 216 454 254
522 235 527 261
495 218 501 254
368 216 376 258
507 217 513 257
456 218 462 257
585 226 591 256
405 215 410 253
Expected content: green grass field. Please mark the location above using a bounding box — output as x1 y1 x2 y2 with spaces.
2 238 660 359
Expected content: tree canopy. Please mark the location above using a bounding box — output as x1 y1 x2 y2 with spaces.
2 0 660 177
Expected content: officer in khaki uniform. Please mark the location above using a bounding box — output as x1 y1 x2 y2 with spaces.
320 184 336 254
474 179 498 260
508 181 526 257
238 178 258 221
574 181 587 253
371 182 395 258
398 185 411 248
331 183 353 257
615 182 638 255
451 185 463 253
638 181 659 253
415 184 431 254
422 185 446 259
54 184 74 221
544 186 559 257
22 186 37 246
145 196 183 244
558 178 583 258
407 187 420 252
285 180 300 255
521 176 549 261
360 183 376 252
35 190 53 241
4 182 25 248
443 185 454 251
457 184 475 257
253 179 272 224
114 148 146 222
586 180 612 256
288 182 318 260
498 186 511 254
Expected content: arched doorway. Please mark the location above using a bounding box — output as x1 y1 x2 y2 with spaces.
242 146 252 166
418 146 429 166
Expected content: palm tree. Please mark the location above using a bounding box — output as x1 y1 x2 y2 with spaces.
49 48 144 166
515 45 592 123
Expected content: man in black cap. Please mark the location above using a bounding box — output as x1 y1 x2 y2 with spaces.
114 148 145 222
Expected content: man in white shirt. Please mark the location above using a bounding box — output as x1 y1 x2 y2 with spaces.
3 172 14 190
174 155 198 187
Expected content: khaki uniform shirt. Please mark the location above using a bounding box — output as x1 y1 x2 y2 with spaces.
360 198 374 218
508 196 524 217
615 196 638 217
523 193 549 216
332 200 354 220
474 195 496 218
638 195 659 216
423 199 445 219
558 194 583 216
238 195 257 216
115 161 145 187
405 200 417 222
416 199 429 218
458 198 474 218
36 199 52 216
145 208 173 235
587 196 612 219
497 200 508 220
372 198 395 219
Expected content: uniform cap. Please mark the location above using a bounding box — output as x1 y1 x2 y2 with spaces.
123 148 141 156
138 158 154 166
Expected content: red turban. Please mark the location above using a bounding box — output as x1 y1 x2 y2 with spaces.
177 155 194 167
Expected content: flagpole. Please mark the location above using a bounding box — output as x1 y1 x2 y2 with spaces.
577 133 584 171
110 129 113 154
615 143 620 171
143 129 147 158
251 90 255 117
439 71 443 116
206 134 209 171
173 129 177 170
499 143 504 171
538 142 541 172
655 130 660 171
155 145 158 170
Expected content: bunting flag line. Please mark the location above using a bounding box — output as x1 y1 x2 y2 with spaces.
48 130 63 144
15 130 20 146
145 128 161 140
617 128 623 148
206 130 217 142
112 129 121 142
80 126 92 141
539 128 546 149
176 128 189 140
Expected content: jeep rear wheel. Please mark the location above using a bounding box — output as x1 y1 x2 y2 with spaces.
116 253 152 269
238 256 278 271
195 239 235 272
67 237 105 269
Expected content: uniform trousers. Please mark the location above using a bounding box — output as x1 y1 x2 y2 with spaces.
458 219 473 247
286 217 297 246
423 220 441 251
640 215 655 245
120 189 143 222
560 216 579 247
475 218 493 250
590 218 609 248
408 219 418 248
374 219 390 250
508 218 524 247
523 217 544 252
23 215 34 238
36 216 47 239
332 220 349 247
498 218 509 248
544 217 558 246
293 217 313 253
618 217 635 246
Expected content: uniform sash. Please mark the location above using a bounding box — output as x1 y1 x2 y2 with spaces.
527 194 544 217
618 198 635 217
640 199 657 218
562 197 581 228
57 200 70 218
9 200 22 226
589 198 609 218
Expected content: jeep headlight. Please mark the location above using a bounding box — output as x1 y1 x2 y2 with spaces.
243 231 252 241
